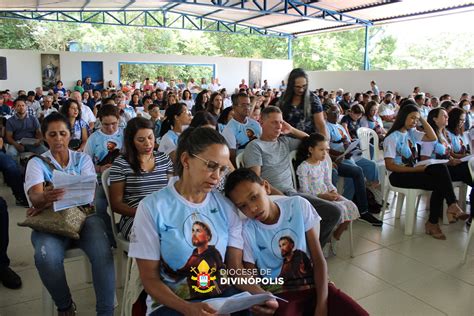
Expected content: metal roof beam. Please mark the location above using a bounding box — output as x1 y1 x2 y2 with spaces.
231 0 371 26
121 0 136 11
0 9 290 38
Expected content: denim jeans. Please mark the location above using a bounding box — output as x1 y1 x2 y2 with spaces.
6 143 48 158
0 151 26 200
0 197 10 269
337 160 369 213
31 214 115 315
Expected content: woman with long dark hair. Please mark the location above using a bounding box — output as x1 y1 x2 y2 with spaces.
279 68 326 137
60 99 89 151
109 117 173 240
384 104 468 239
158 102 192 161
446 107 469 157
422 107 473 225
191 89 209 115
129 127 277 315
207 92 223 121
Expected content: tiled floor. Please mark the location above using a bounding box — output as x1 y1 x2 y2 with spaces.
1 183 473 316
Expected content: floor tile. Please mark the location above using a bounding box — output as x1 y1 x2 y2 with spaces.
349 248 438 285
398 271 474 316
357 287 446 316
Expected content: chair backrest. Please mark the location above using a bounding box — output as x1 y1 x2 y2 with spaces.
101 168 119 238
357 127 380 160
289 150 298 190
236 152 245 169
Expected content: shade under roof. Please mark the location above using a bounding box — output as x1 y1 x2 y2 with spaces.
0 0 473 37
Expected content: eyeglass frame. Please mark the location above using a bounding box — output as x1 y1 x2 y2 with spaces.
192 154 229 175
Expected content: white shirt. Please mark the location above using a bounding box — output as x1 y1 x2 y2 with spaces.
81 104 97 124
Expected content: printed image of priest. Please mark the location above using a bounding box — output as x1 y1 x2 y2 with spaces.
278 236 313 288
162 220 226 299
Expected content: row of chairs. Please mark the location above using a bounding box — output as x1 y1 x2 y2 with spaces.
357 127 473 263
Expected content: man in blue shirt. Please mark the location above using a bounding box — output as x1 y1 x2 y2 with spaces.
82 76 95 92
5 99 47 158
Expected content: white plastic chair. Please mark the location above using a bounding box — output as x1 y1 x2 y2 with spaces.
24 184 92 316
357 127 386 190
236 152 245 169
101 168 132 316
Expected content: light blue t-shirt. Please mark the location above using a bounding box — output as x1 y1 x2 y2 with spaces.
326 122 350 152
128 182 243 303
222 118 262 151
84 128 124 165
158 130 179 155
242 196 320 293
421 133 451 159
447 130 468 154
25 150 95 193
383 129 424 166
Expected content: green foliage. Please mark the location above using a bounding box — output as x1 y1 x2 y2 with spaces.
119 64 214 85
1 18 471 73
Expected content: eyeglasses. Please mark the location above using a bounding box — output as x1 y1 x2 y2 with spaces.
192 154 229 175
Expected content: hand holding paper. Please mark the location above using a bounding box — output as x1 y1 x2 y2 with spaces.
51 170 96 212
203 291 285 314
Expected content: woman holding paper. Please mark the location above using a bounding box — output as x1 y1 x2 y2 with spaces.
129 127 277 315
421 107 473 225
384 103 468 240
24 112 115 315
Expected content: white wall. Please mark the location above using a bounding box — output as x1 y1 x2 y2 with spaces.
0 49 293 94
308 69 474 98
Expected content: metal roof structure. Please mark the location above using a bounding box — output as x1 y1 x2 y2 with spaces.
0 1 473 69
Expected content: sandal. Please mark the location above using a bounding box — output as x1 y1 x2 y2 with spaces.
425 222 446 240
447 204 470 221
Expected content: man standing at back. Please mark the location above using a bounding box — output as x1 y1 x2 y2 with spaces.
222 92 261 166
243 106 341 247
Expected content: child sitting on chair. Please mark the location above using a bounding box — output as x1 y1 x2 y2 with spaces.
225 168 368 316
295 133 359 255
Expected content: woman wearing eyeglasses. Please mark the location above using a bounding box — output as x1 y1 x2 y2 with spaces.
129 127 278 315
108 117 173 241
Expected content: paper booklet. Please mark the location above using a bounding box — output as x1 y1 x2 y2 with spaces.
203 291 287 314
414 159 449 167
51 170 96 212
335 139 362 161
18 137 38 145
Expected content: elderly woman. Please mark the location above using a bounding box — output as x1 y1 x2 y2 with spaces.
129 127 277 315
25 112 115 315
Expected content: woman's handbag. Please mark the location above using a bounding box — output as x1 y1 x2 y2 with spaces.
18 205 95 239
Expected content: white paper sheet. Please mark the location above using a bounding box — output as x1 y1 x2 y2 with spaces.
19 137 38 145
204 291 286 314
460 154 474 162
52 170 96 212
414 159 449 167
335 139 361 161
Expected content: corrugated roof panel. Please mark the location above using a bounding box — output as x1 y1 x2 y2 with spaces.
273 18 345 34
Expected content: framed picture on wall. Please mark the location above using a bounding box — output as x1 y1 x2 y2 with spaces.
41 54 60 90
249 61 262 89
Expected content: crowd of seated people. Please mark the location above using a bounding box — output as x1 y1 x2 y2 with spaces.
0 70 473 316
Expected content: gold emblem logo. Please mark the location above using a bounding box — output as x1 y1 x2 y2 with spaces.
191 260 217 293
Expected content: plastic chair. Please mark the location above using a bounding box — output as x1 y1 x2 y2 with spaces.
101 168 132 286
236 152 245 169
24 184 93 316
101 168 132 316
357 127 386 190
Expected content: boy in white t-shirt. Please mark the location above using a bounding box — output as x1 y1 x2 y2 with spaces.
225 168 368 316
